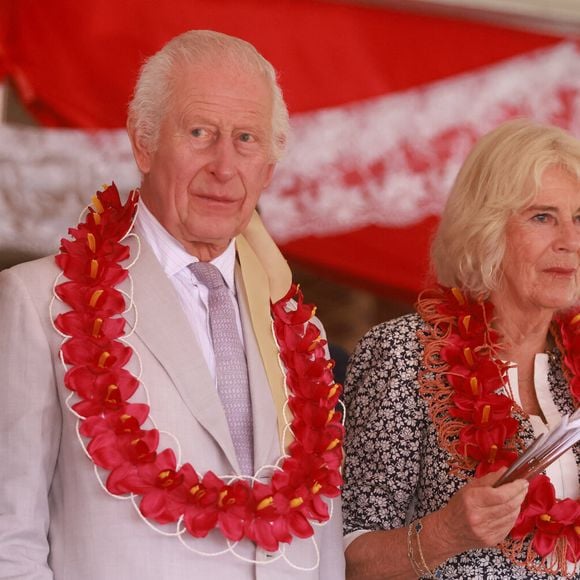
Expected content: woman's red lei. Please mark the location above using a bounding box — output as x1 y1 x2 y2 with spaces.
52 184 343 553
417 286 580 576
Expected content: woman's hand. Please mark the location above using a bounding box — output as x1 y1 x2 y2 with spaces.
436 468 529 553
345 469 529 579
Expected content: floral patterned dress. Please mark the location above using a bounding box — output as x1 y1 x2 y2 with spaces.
342 313 580 579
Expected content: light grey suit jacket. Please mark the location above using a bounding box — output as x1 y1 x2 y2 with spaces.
0 235 344 579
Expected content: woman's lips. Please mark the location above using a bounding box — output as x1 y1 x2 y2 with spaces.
544 267 576 277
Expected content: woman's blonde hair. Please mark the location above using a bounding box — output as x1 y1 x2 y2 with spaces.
431 119 580 297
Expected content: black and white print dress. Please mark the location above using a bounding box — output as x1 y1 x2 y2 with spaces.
342 313 580 579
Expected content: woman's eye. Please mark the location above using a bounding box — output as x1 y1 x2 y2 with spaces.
532 213 550 223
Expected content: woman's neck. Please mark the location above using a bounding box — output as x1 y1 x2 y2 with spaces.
489 293 552 417
489 291 552 360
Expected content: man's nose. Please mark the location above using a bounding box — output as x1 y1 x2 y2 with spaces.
208 138 236 182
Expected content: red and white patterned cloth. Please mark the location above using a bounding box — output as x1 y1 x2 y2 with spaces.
1 0 576 297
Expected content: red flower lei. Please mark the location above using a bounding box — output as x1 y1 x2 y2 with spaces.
52 184 344 553
417 286 580 576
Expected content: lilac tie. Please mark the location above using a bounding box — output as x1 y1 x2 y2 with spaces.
190 262 254 475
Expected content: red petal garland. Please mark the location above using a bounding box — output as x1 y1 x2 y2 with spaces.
53 184 344 552
418 286 580 574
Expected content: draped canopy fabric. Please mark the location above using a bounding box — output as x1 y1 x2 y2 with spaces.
0 0 569 299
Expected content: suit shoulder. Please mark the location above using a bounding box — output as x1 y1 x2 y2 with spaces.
0 255 59 304
1 254 58 281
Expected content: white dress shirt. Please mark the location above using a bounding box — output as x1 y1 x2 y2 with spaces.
134 200 243 385
507 354 580 499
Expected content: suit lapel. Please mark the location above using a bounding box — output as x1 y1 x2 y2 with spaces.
235 234 290 450
127 234 239 471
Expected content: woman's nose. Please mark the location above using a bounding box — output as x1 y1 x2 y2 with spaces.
555 220 580 252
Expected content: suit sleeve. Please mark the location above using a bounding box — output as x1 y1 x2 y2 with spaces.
310 314 347 579
0 268 60 579
317 495 345 579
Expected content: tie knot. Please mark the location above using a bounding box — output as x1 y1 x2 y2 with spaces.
189 261 226 290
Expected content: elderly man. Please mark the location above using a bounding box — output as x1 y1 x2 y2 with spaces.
0 30 344 579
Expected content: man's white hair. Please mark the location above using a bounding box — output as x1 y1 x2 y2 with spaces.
127 30 289 160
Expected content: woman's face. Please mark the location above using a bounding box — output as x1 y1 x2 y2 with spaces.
496 166 580 317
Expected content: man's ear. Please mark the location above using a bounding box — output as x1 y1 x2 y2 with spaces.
127 123 152 174
262 163 276 190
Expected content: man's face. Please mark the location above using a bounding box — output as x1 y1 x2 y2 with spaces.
131 60 276 260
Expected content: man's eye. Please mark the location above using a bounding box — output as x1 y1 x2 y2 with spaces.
239 132 254 143
191 128 206 138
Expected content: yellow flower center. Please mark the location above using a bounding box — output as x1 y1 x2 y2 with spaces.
98 351 111 368
257 496 274 511
89 289 104 308
451 287 465 305
289 497 304 508
91 317 103 338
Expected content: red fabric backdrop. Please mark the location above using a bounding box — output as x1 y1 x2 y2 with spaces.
0 0 562 300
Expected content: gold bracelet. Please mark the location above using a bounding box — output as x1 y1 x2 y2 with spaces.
407 519 435 578
407 521 423 577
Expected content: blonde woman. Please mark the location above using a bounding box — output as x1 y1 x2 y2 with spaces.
344 119 580 579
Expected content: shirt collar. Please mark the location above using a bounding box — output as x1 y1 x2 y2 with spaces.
134 199 237 291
